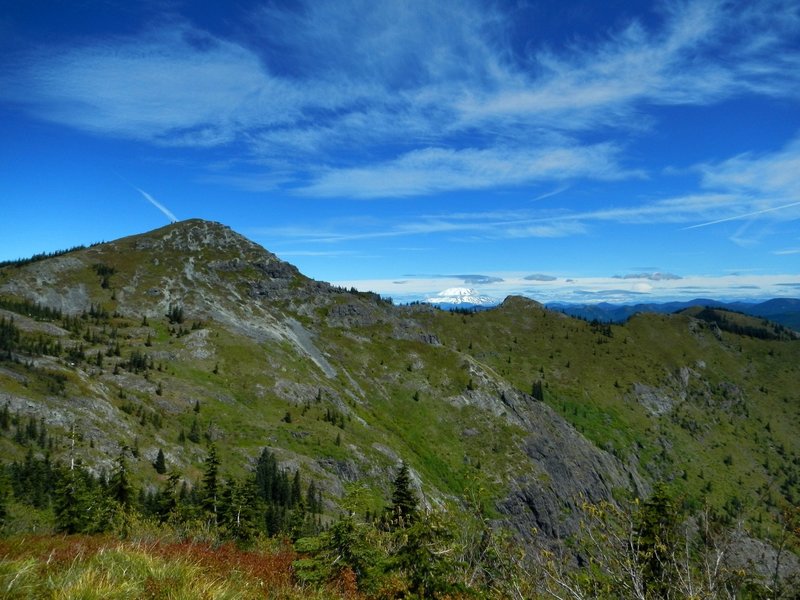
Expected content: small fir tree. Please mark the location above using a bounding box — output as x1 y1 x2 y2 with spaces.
188 417 201 443
389 462 418 526
201 443 221 523
153 448 167 474
108 452 134 507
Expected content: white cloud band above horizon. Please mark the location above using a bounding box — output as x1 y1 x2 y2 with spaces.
328 273 800 305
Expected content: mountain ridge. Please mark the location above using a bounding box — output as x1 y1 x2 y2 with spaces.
548 297 800 330
1 219 798 584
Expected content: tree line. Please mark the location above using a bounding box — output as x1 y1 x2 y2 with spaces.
0 441 323 542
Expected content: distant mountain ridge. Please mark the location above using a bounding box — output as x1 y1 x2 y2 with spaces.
547 297 800 330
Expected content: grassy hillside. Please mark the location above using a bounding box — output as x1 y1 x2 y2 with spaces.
415 299 800 532
0 219 798 593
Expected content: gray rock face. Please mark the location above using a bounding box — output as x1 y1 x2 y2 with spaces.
500 402 646 541
632 382 674 416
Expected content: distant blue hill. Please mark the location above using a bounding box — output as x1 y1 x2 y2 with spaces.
546 297 800 331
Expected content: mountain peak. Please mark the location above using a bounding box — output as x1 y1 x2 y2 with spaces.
423 287 498 307
499 295 544 310
1 219 305 320
121 218 265 256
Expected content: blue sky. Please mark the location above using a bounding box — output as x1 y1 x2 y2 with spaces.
1 0 799 304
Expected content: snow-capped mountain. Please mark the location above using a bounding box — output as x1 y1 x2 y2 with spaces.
423 287 498 308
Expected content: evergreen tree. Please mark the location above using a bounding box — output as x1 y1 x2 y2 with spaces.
220 479 258 542
10 448 53 509
291 470 302 507
0 403 10 430
188 417 201 443
155 473 180 523
394 514 459 598
36 417 47 448
637 482 678 598
264 504 285 536
108 452 134 507
54 465 89 534
389 462 418 526
0 478 7 527
289 495 308 540
531 380 544 401
307 480 321 513
167 303 184 324
153 448 167 474
254 447 278 502
201 443 221 523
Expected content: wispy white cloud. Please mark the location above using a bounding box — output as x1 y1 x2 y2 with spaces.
300 144 639 198
250 176 796 244
524 274 558 282
251 131 800 242
3 0 799 199
679 135 800 229
8 28 290 144
612 272 682 281
455 0 800 127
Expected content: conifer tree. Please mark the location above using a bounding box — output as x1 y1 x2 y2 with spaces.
188 417 201 443
306 480 321 513
254 447 278 502
291 470 302 507
0 480 7 527
36 417 47 448
108 452 134 507
390 462 418 526
54 465 89 533
637 482 678 597
0 403 10 430
155 473 180 523
153 448 167 474
201 443 221 523
220 479 258 541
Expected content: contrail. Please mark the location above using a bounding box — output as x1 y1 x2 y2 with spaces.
530 185 568 203
136 188 178 223
683 199 800 230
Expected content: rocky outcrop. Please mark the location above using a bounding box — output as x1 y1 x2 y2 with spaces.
500 401 647 541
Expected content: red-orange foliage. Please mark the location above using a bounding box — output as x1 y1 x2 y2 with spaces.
0 534 114 566
329 565 359 598
147 540 298 589
0 535 299 592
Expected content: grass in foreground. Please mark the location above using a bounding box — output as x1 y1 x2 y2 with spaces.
0 535 353 600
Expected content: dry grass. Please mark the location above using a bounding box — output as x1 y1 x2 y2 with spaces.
0 535 360 599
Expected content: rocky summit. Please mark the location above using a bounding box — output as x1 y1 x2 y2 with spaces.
1 219 798 590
